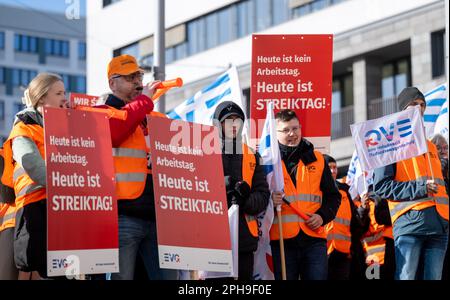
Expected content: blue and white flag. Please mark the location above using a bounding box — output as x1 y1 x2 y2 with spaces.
346 150 373 199
253 102 282 280
350 106 428 171
424 84 448 141
168 66 245 125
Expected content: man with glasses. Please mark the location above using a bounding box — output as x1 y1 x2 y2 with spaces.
104 54 178 280
269 109 341 280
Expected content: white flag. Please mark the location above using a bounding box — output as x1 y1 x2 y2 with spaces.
350 106 428 171
253 102 282 280
424 84 448 140
167 66 245 125
346 150 373 199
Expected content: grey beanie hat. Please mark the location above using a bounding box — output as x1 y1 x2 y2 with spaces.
397 87 426 111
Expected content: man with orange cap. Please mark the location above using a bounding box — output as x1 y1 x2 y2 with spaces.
104 54 177 280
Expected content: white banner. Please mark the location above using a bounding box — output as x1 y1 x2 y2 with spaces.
350 106 428 171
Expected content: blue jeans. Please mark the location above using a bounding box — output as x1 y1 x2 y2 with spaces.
271 232 328 280
394 233 448 280
110 215 178 280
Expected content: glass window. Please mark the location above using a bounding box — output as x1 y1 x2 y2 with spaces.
332 80 342 113
395 59 409 95
61 41 69 57
120 42 139 58
382 64 395 98
76 76 86 93
206 13 219 49
218 8 232 44
197 18 206 53
273 0 290 25
61 74 70 90
165 47 175 64
45 39 53 54
79 42 86 60
12 69 20 86
174 42 187 61
0 101 4 121
343 74 353 107
53 40 61 56
15 103 23 114
29 37 37 52
255 0 271 32
431 30 445 78
0 67 4 83
187 20 198 55
14 34 20 50
312 0 328 11
292 4 312 18
0 32 5 49
141 54 153 66
21 35 29 52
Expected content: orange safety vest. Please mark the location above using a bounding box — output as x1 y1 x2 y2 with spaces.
388 140 449 224
0 202 16 232
326 189 352 255
270 150 326 240
361 201 393 265
241 143 258 237
1 122 46 210
112 124 148 200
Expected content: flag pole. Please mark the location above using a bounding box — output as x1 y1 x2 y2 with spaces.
276 205 287 280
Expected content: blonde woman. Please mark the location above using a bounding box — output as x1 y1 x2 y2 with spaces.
1 73 68 279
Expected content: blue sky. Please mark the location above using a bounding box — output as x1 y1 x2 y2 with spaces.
0 0 86 16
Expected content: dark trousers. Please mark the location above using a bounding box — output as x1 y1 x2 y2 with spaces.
271 231 328 280
328 250 351 280
14 200 47 278
238 251 254 280
380 237 395 280
0 227 18 280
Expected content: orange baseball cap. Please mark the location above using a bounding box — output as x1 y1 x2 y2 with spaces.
107 54 143 79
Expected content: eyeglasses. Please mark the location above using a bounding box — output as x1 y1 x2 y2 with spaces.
277 126 300 135
111 72 144 82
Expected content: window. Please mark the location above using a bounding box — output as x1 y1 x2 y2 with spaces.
0 101 4 121
103 0 121 7
118 42 139 58
205 13 219 49
14 34 39 54
255 0 272 32
0 32 5 49
78 42 86 60
44 38 69 57
76 76 86 93
382 58 410 98
11 69 37 87
431 29 445 78
218 8 234 44
237 1 255 38
332 73 353 112
273 0 290 25
0 67 5 84
15 103 24 114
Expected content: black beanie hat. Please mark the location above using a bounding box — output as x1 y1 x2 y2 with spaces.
397 87 425 111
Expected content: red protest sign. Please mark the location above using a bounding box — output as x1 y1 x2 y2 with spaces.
148 116 232 272
44 107 118 277
69 93 100 107
251 34 333 153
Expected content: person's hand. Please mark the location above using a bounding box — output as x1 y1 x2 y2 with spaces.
305 213 323 231
234 181 251 199
272 191 284 207
426 179 438 194
142 80 161 99
360 193 370 209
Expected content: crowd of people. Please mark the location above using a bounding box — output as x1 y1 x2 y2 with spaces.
0 54 448 280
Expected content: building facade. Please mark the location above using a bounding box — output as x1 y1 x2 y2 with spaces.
0 4 86 142
87 0 446 170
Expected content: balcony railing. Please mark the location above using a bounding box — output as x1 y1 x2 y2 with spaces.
367 96 398 120
331 105 354 139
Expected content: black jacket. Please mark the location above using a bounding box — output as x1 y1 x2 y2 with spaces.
213 102 270 253
279 138 341 226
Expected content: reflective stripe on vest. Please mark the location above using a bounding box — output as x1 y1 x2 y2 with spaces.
2 122 47 209
326 189 352 254
112 126 148 200
241 143 258 237
362 231 384 244
366 245 386 256
0 204 16 231
270 150 326 240
389 141 449 222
